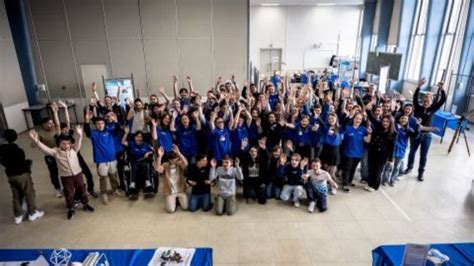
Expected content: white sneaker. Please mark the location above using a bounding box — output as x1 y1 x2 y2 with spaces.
308 202 316 213
14 215 23 225
329 189 337 195
28 210 44 221
129 182 136 189
145 180 152 188
55 189 63 198
294 200 300 208
364 186 375 192
101 194 109 205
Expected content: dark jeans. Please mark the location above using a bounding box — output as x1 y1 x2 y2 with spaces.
306 183 327 212
61 173 88 209
189 193 211 212
243 178 267 204
116 151 126 189
407 133 432 176
77 152 94 191
44 155 60 190
266 182 282 199
341 156 361 186
368 152 387 190
129 160 154 194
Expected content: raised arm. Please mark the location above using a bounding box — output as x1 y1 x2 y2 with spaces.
170 111 178 132
412 78 425 110
154 147 165 174
121 126 130 147
159 87 171 104
430 81 447 111
73 125 83 152
209 159 218 181
172 144 188 169
186 76 195 93
58 100 70 129
29 130 56 156
51 102 61 135
172 75 179 99
150 119 158 141
192 110 202 131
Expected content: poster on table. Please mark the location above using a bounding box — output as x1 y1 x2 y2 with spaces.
103 76 135 108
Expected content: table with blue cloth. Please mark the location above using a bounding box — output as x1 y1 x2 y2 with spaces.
0 248 212 265
432 111 468 143
372 243 474 266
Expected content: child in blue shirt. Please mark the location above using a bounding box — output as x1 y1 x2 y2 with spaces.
210 111 233 162
171 111 202 164
278 153 307 208
84 112 123 205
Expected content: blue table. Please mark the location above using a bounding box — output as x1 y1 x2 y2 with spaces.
0 248 212 265
372 243 474 266
432 111 467 143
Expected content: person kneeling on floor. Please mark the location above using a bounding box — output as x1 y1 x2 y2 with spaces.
209 155 243 216
155 145 189 213
30 125 94 220
186 153 212 212
303 158 338 213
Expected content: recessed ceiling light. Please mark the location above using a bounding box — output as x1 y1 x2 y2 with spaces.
261 3 280 6
317 3 336 6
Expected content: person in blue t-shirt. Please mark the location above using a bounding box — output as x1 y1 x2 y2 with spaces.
265 83 280 111
284 115 319 160
382 115 425 186
84 112 123 205
231 105 251 156
340 113 372 192
319 113 343 195
209 110 233 162
278 153 307 208
151 112 174 159
121 128 155 199
104 111 127 192
171 110 202 164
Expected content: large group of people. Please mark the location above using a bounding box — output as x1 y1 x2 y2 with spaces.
0 71 447 223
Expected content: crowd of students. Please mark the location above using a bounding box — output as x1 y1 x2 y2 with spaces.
0 71 447 223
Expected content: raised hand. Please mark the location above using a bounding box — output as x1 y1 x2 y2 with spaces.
85 111 94 122
50 102 59 113
210 159 217 168
157 147 165 157
171 144 180 154
75 124 83 136
186 76 192 82
159 87 165 94
279 153 287 165
29 129 39 142
91 82 97 92
418 78 426 87
151 119 158 128
437 81 445 90
58 100 67 108
258 137 266 150
241 138 249 150
172 75 178 84
234 157 240 167
300 157 308 168
123 126 130 134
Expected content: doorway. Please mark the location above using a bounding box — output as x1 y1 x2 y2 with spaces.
260 48 282 76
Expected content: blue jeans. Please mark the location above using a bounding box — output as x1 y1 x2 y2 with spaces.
188 193 211 212
266 182 282 199
407 133 432 176
280 185 304 202
306 183 328 212
382 157 403 184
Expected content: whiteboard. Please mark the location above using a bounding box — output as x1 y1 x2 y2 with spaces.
303 49 335 69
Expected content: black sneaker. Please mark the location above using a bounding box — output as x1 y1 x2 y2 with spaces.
389 182 394 187
403 168 412 175
67 209 75 220
342 186 350 192
350 183 356 187
417 175 424 182
88 190 98 198
83 204 95 212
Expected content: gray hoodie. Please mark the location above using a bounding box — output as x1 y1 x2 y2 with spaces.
209 166 243 197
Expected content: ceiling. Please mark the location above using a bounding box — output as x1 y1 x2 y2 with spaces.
250 0 365 6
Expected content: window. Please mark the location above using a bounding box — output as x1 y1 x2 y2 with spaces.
405 0 430 80
370 34 378 52
433 0 464 83
387 45 397 53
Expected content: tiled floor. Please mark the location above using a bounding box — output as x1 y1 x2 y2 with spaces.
0 130 473 265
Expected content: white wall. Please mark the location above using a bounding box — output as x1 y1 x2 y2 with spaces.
26 0 248 98
250 5 362 73
0 1 29 132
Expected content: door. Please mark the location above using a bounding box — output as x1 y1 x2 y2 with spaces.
260 49 282 76
80 65 108 101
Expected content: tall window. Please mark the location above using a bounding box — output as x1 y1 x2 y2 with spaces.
433 0 464 83
405 0 430 80
370 34 378 52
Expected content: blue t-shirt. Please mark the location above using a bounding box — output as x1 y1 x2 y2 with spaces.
232 124 249 154
176 125 198 157
212 127 231 161
268 94 279 111
89 128 117 164
394 124 416 158
295 123 312 146
342 125 368 158
278 165 303 186
321 126 343 146
156 127 173 153
127 141 153 161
